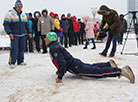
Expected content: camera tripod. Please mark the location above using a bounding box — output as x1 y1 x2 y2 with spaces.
121 11 138 56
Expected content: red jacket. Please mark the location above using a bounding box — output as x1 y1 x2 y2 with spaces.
72 16 80 32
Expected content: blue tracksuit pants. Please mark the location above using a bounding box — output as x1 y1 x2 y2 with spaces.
9 36 26 65
68 62 121 78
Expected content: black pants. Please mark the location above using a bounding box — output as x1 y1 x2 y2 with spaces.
74 32 78 45
77 32 81 45
41 35 47 52
80 32 84 44
25 35 33 52
118 32 124 44
63 32 68 47
34 32 40 52
68 32 74 46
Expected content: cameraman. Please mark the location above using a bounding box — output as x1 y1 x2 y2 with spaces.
98 5 121 57
118 14 127 45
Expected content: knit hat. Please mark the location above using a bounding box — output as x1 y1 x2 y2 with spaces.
46 32 57 42
67 13 71 17
15 0 23 7
54 13 58 17
49 12 54 17
25 13 29 15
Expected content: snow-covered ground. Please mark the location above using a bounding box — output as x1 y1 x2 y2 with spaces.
0 35 10 48
0 34 138 102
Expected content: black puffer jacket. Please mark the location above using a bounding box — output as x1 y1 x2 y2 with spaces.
61 17 69 33
33 11 41 32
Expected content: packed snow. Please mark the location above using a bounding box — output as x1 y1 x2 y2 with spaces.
0 35 10 48
0 34 138 102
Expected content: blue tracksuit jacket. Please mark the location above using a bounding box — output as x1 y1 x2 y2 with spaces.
3 8 30 36
49 42 121 79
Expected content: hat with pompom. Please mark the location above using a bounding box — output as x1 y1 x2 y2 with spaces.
15 0 23 7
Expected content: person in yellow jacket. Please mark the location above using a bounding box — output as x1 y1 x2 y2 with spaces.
49 12 63 43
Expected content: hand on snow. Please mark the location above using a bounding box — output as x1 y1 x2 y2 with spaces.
56 78 62 83
9 34 14 40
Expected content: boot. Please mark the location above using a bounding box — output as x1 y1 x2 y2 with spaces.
83 46 87 49
121 66 135 83
65 44 68 48
109 59 118 68
91 46 96 50
109 53 115 57
42 50 48 54
99 52 107 57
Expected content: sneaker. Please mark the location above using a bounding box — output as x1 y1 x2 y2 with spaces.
121 66 135 83
18 62 27 66
109 59 118 68
9 64 15 69
99 52 107 57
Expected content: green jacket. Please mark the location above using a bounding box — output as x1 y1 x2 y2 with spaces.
98 5 121 35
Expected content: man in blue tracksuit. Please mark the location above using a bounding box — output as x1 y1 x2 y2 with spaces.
3 0 32 68
45 32 135 84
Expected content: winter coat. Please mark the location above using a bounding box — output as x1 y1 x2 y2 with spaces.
96 23 100 30
83 16 95 39
52 17 63 37
26 18 34 35
72 16 80 32
79 21 85 33
94 26 97 34
98 5 121 35
38 10 54 35
3 8 30 36
67 18 74 33
120 18 127 33
33 11 41 33
60 19 69 33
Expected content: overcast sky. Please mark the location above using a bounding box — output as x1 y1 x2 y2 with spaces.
0 0 127 29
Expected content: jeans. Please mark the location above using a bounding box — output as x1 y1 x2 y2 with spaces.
85 38 96 48
103 34 118 54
